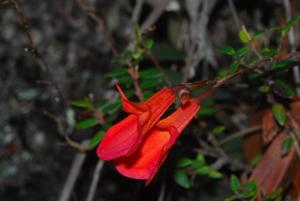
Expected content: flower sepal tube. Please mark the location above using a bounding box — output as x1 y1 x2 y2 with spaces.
97 84 176 160
114 99 200 185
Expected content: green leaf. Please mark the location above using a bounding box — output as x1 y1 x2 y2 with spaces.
208 168 223 179
124 89 135 99
189 160 206 170
248 72 260 80
272 103 286 126
189 158 206 170
70 98 91 109
117 75 134 85
272 60 294 70
218 68 231 78
253 31 265 38
140 69 162 79
212 126 226 135
134 25 142 44
259 85 270 93
282 14 300 36
230 175 241 193
282 137 293 156
251 154 262 166
229 62 240 72
89 130 105 148
235 46 249 58
140 78 162 89
132 50 143 60
145 38 154 49
261 48 278 58
105 67 128 77
239 26 251 43
266 188 282 200
196 153 206 163
225 196 237 201
143 90 155 99
217 45 236 56
177 158 193 168
275 80 296 97
152 42 184 61
95 100 108 109
196 166 210 175
174 170 190 189
198 107 216 116
101 101 121 115
242 181 258 199
75 118 98 129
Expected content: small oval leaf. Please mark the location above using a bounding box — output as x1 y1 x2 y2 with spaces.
272 104 286 126
174 170 190 189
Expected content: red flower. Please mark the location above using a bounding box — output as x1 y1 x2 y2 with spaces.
114 99 200 185
97 84 176 160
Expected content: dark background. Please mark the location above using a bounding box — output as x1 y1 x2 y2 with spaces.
0 0 297 201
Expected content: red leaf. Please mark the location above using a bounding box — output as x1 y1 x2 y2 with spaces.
249 132 298 200
262 110 280 144
243 111 264 164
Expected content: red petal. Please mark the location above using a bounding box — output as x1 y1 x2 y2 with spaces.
97 115 141 160
158 99 200 133
142 88 176 134
145 126 179 185
115 128 171 179
116 84 148 114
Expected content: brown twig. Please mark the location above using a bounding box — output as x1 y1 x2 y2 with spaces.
145 49 172 86
44 111 92 152
2 0 67 103
173 50 300 103
197 136 252 172
75 0 119 56
219 125 262 145
128 66 144 101
209 135 252 172
75 0 145 102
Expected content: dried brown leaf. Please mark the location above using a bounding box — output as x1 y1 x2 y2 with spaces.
249 132 298 200
262 110 280 144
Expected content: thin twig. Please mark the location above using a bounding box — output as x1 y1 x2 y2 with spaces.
75 0 119 56
197 137 251 172
157 181 166 201
2 0 67 102
75 0 145 101
145 48 172 86
128 66 144 101
219 125 262 145
227 0 241 30
85 160 105 201
175 51 300 102
283 0 300 96
131 0 144 25
141 0 171 33
44 111 92 152
58 147 87 201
